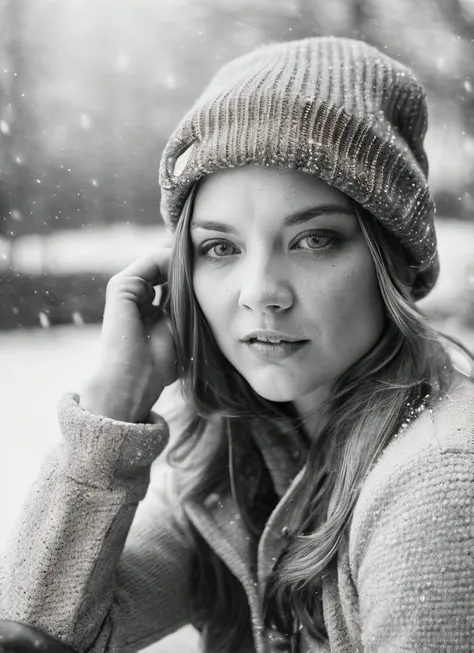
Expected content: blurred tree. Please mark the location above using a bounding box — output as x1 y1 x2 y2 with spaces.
0 0 473 240
359 0 474 216
0 0 28 236
434 0 474 216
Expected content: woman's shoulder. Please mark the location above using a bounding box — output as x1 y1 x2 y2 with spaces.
428 373 474 453
371 373 473 474
348 377 474 633
352 374 474 529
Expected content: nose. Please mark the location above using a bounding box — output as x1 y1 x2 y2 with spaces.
238 252 293 313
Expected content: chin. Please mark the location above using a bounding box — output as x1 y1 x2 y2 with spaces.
246 374 303 403
254 388 295 403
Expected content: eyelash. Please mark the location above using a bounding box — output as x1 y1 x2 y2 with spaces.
198 230 340 260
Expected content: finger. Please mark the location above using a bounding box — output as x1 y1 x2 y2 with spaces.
115 248 173 286
105 274 156 309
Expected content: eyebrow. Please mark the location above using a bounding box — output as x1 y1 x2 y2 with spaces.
190 204 354 234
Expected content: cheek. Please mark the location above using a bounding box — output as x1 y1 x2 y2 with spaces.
192 268 230 333
325 260 384 350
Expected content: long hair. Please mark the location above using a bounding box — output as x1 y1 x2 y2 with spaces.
163 181 460 651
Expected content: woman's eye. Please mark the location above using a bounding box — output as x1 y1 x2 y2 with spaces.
200 240 239 258
294 233 335 250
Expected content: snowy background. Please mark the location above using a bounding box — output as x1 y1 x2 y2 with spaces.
1 1 474 651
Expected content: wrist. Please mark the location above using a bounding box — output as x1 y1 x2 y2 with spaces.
79 372 150 423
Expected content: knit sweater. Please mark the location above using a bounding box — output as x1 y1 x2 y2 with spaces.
0 377 473 653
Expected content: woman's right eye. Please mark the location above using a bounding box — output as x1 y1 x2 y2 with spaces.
200 240 240 259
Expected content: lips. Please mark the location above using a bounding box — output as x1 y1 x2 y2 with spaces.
242 331 309 361
241 329 307 344
245 340 307 361
248 336 295 344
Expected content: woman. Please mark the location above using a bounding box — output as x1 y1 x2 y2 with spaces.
1 36 473 653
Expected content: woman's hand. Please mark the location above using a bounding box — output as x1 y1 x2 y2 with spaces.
80 249 178 423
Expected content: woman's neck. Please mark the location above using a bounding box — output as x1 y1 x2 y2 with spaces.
292 384 332 442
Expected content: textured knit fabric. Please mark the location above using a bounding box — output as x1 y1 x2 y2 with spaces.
159 36 438 300
1 378 473 652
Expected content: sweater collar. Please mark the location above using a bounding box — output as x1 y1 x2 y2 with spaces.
250 415 309 498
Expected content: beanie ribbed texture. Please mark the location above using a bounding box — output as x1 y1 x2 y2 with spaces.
159 36 438 299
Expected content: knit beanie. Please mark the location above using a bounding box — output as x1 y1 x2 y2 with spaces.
159 36 438 299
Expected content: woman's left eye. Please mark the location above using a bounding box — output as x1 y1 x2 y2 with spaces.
293 232 336 251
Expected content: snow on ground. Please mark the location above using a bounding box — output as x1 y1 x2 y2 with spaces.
1 224 171 275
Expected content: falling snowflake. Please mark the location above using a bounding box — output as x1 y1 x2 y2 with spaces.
166 73 177 89
39 312 51 328
72 311 84 326
80 114 91 129
10 209 22 221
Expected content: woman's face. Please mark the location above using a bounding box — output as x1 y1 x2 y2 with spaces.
190 165 385 406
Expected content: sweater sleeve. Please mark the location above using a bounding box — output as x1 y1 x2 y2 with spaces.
350 447 474 652
0 392 196 653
